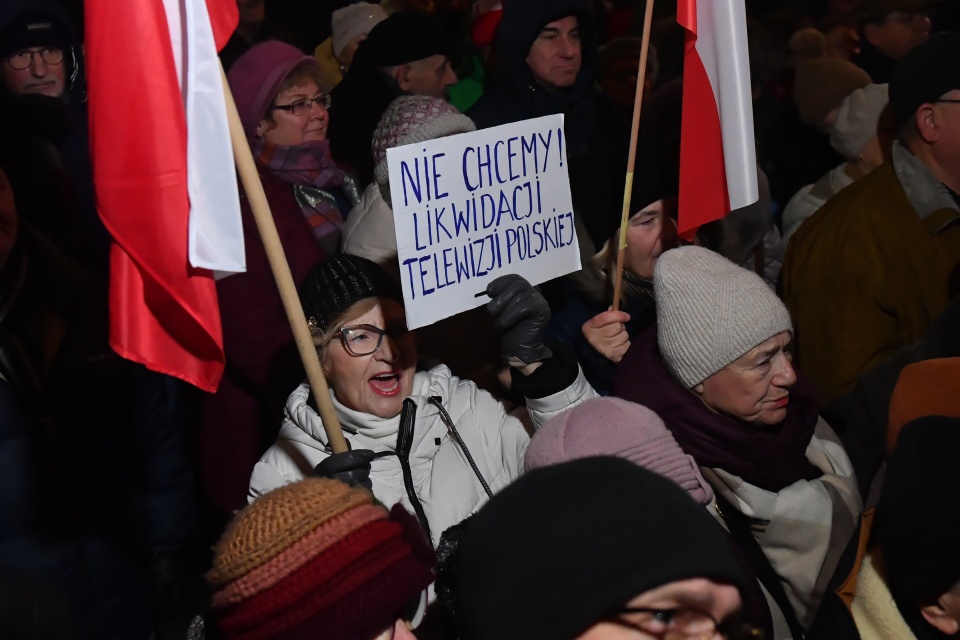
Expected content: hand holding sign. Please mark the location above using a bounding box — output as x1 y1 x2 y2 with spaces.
387 114 580 329
486 274 552 367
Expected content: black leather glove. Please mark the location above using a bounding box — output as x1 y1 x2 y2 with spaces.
486 274 552 366
314 449 377 490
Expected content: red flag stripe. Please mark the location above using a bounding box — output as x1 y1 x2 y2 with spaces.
205 0 239 51
86 0 225 391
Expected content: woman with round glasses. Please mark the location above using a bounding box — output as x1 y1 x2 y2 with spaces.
199 42 363 520
249 254 598 547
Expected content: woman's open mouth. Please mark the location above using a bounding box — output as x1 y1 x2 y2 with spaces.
369 372 401 396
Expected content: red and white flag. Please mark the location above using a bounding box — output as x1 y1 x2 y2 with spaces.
86 0 243 392
676 0 758 237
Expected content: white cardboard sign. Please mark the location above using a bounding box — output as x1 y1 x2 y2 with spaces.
387 114 580 330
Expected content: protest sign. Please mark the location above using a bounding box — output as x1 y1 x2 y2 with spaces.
387 114 580 330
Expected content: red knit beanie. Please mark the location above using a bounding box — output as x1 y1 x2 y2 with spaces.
207 478 435 640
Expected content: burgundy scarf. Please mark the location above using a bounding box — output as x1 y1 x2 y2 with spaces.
253 138 346 254
613 326 822 492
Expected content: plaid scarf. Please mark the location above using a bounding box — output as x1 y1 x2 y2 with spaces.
253 138 346 255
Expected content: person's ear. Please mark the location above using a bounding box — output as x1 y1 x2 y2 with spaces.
395 63 413 91
256 118 271 138
921 600 960 635
693 383 705 396
914 104 940 144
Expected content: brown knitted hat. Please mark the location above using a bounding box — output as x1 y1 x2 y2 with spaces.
790 28 871 126
207 478 436 640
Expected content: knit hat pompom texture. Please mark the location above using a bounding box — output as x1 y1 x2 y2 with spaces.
372 95 476 186
300 254 403 334
790 28 871 126
655 246 792 388
524 397 714 505
332 2 388 59
207 478 435 640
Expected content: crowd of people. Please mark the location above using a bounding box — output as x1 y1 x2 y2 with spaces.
1 0 959 639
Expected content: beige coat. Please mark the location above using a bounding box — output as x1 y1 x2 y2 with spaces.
703 418 863 628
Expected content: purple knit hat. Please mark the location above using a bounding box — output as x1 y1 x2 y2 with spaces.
525 397 714 504
227 40 320 139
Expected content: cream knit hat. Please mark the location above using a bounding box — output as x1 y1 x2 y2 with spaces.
654 246 793 388
830 83 889 159
332 2 388 59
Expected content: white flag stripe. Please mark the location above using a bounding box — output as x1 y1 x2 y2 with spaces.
163 0 246 275
695 0 758 211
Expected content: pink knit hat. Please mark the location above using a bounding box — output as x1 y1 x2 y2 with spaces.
371 95 476 186
525 397 714 504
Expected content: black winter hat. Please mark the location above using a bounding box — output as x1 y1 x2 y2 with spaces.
300 254 403 335
889 32 960 128
353 10 455 69
454 456 747 640
0 10 69 59
873 415 960 606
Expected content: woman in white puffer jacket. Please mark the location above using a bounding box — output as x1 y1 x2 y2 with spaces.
248 254 596 546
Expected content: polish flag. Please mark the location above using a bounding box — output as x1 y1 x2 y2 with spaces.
676 0 758 237
86 0 243 392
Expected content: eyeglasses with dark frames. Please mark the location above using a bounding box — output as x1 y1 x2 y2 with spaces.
272 93 332 116
329 322 408 357
605 606 764 640
5 47 63 70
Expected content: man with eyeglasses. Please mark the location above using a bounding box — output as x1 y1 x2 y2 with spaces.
852 0 935 83
327 10 459 185
783 33 960 423
454 457 760 640
0 8 71 97
0 1 104 274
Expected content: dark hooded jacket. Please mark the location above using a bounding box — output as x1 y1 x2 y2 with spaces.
0 0 107 276
467 0 630 249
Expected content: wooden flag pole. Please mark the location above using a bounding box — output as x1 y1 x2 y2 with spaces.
612 0 656 312
219 63 349 455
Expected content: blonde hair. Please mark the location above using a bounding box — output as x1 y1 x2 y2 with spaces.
260 60 327 128
314 298 379 370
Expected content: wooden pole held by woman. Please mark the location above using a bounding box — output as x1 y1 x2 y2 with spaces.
218 63 348 455
612 0 657 312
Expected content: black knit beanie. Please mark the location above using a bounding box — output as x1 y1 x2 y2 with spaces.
300 254 403 335
873 415 960 607
889 33 960 129
454 456 747 640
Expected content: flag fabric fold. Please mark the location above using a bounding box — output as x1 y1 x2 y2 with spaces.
86 0 241 392
677 0 758 237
